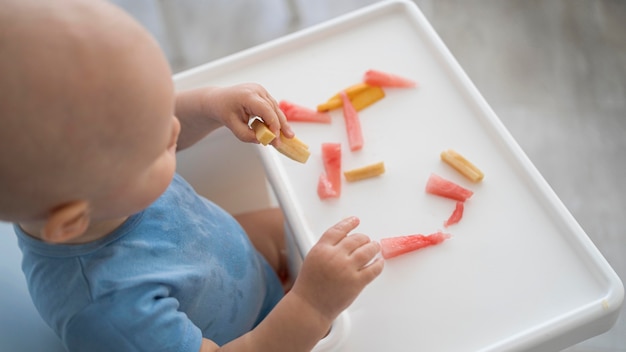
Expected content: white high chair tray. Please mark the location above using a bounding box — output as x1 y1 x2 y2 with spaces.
173 0 623 350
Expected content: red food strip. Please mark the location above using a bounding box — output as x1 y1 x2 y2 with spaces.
425 173 473 202
363 69 417 88
317 174 337 199
339 91 363 151
279 100 331 123
380 232 450 259
444 201 464 227
317 143 341 199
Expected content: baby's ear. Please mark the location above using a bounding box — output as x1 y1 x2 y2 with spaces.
41 201 91 244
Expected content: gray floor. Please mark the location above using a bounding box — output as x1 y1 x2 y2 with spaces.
111 1 626 351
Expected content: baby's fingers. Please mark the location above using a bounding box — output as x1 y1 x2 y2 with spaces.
265 97 294 138
353 241 384 284
351 240 381 269
249 92 293 139
359 256 384 283
342 233 372 254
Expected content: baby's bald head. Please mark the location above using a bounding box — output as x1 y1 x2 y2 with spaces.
0 0 174 222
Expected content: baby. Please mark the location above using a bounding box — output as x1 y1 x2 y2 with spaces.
0 0 384 351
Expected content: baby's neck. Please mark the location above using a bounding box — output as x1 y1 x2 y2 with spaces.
19 217 129 245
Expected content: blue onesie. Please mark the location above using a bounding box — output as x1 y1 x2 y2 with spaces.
15 174 283 352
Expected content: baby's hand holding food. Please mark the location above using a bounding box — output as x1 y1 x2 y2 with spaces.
204 83 294 143
290 216 384 322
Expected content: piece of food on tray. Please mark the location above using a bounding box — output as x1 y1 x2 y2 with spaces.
316 83 370 111
250 118 276 146
343 161 385 182
440 149 484 182
443 201 464 228
425 173 473 202
380 232 450 259
349 85 385 111
317 174 337 199
340 91 364 152
279 100 332 123
317 84 385 112
363 69 417 88
317 143 342 199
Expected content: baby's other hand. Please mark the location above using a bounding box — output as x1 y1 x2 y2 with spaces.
205 83 294 143
290 216 384 322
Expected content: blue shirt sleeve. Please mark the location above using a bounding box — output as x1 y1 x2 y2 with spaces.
64 285 202 352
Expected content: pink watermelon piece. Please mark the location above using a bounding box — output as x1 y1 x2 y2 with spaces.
380 232 451 259
425 173 473 202
317 143 342 199
444 201 464 227
317 174 337 199
363 69 417 88
279 100 332 123
339 91 363 151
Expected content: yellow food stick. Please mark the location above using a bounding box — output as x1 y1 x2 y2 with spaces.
280 133 308 150
249 116 310 163
343 161 386 182
440 149 484 182
274 133 310 164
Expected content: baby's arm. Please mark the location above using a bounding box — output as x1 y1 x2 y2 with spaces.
174 84 294 151
200 216 384 352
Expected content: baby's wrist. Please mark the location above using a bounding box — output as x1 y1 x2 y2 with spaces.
286 288 336 329
198 87 223 122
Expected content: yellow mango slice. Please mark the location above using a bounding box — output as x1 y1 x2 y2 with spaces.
317 83 384 112
350 86 385 111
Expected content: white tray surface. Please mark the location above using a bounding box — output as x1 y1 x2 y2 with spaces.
174 1 622 350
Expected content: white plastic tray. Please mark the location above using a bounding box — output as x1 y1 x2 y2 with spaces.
174 1 623 350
